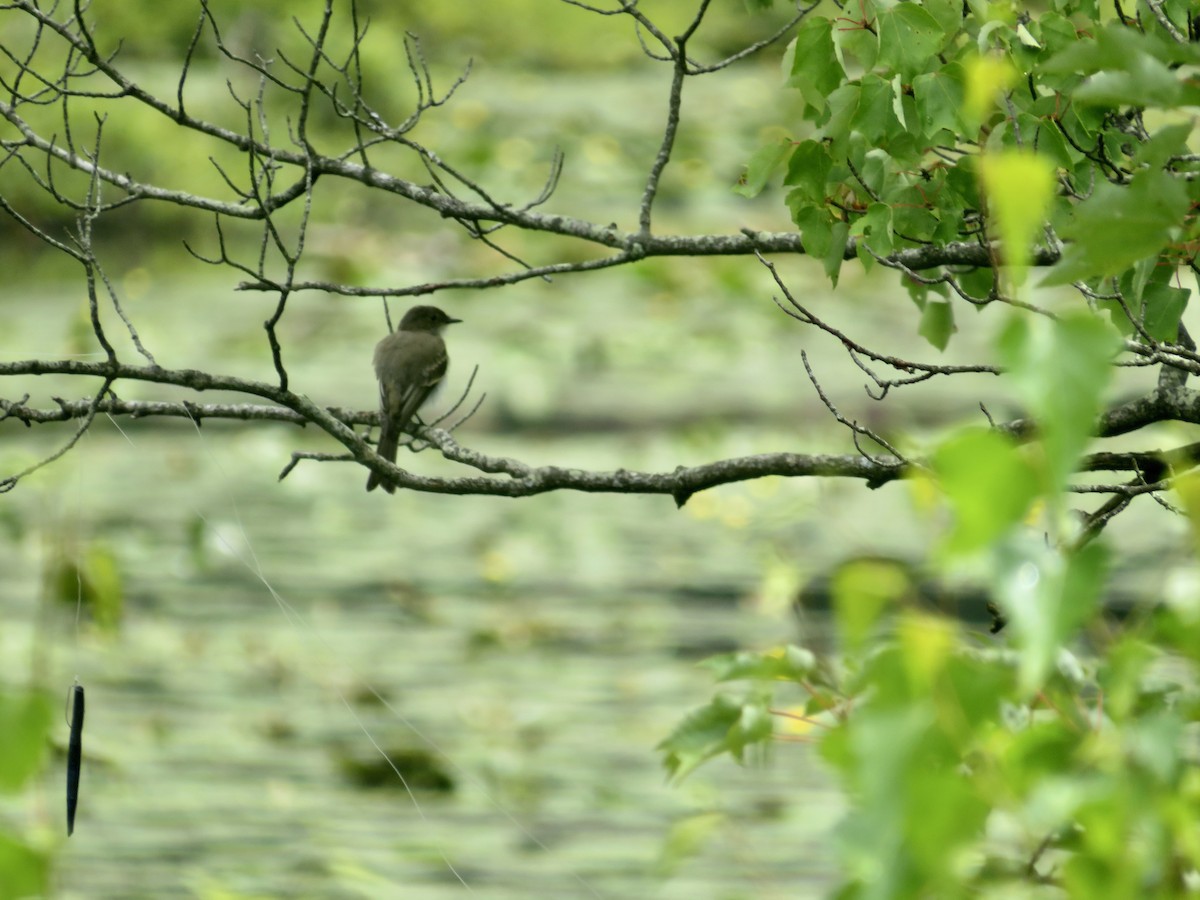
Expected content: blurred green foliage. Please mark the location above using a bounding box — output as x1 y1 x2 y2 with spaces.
749 0 1200 342
46 541 124 632
86 0 788 68
0 0 798 246
0 689 53 899
0 689 53 795
668 519 1198 895
663 0 1200 894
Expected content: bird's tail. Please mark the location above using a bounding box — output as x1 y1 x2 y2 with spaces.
366 425 398 493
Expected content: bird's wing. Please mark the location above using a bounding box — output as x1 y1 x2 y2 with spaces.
374 331 449 432
392 341 448 429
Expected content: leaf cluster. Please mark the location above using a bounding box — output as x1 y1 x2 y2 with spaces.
745 0 1200 329
661 554 1200 896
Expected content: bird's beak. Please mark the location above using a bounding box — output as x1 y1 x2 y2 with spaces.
448 316 463 324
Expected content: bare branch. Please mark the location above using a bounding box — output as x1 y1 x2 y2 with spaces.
800 351 907 465
0 356 903 501
0 376 114 494
693 2 820 73
1143 0 1187 42
637 23 687 234
758 253 1001 389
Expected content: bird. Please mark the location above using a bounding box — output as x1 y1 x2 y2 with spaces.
366 305 461 493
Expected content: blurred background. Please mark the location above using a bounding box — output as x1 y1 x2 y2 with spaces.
1 2 1190 898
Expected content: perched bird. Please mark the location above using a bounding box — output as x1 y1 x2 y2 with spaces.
366 305 461 493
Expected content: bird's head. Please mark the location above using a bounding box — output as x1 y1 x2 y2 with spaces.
399 305 462 334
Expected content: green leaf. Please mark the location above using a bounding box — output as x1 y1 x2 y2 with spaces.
658 692 772 781
831 557 915 651
786 17 844 114
824 220 849 286
824 83 862 151
858 151 892 200
1173 471 1200 556
998 314 1119 497
1040 22 1150 75
1075 64 1186 108
1106 256 1191 343
903 273 948 310
793 205 834 259
1032 118 1073 170
0 689 54 793
931 428 1038 555
735 138 791 198
850 202 894 257
824 703 953 890
83 543 124 629
979 150 1055 281
700 645 816 682
891 203 939 244
917 298 955 351
940 651 1014 732
1123 712 1183 784
963 54 1017 128
833 15 879 74
1140 282 1190 343
1041 23 1200 108
912 66 966 136
994 538 1107 694
852 75 903 144
1133 122 1193 169
922 0 965 36
659 695 743 781
783 140 833 201
877 4 945 80
1000 719 1081 794
49 541 125 630
0 833 50 900
732 701 774 761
